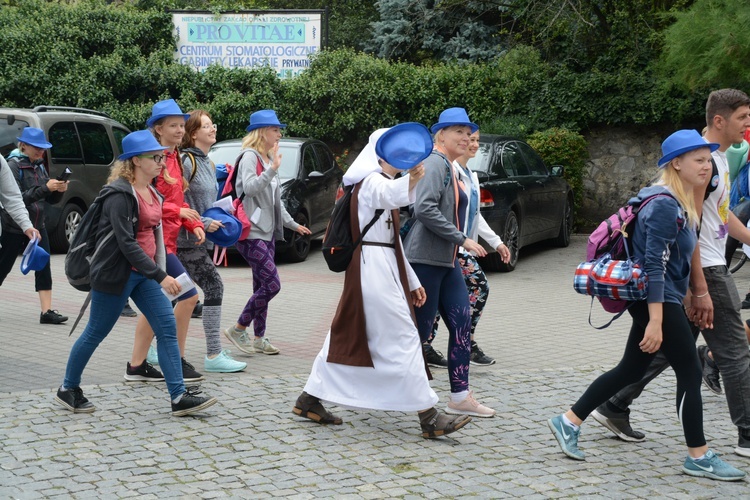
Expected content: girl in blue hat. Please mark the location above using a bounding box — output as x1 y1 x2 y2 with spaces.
223 110 311 356
56 130 218 417
126 99 207 383
0 127 69 325
548 129 746 481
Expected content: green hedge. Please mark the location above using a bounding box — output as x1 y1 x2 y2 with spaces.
0 1 704 147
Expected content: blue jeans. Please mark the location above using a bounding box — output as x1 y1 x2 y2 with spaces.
63 271 185 400
609 266 750 437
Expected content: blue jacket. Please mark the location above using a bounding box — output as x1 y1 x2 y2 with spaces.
628 185 694 305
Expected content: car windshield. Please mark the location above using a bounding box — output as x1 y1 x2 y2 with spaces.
466 141 491 173
209 142 298 181
0 118 31 157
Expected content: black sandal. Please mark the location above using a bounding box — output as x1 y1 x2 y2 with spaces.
293 391 343 425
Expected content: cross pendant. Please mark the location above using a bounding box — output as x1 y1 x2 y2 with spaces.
385 217 393 229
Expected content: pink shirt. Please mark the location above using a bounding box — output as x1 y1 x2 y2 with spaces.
136 189 161 262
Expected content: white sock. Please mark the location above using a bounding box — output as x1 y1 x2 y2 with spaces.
173 394 183 404
60 386 68 392
562 414 580 432
450 390 469 403
690 453 706 461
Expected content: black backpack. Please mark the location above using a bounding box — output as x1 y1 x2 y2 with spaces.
322 181 383 272
65 194 115 335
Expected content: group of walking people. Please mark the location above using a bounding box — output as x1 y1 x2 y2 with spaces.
3 89 749 480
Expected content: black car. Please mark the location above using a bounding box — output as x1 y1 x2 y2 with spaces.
208 138 343 262
467 134 574 272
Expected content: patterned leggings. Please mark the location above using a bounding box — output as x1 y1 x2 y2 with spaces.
235 238 280 338
412 261 471 393
428 250 489 343
177 246 224 356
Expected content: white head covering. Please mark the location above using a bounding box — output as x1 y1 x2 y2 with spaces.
342 128 389 186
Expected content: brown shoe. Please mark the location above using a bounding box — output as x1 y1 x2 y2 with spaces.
419 407 471 438
292 391 343 425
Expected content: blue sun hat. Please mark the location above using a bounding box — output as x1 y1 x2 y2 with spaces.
118 130 165 160
375 122 433 170
246 110 287 132
658 129 719 167
20 237 50 275
430 107 479 134
146 99 190 128
202 207 243 247
17 127 52 149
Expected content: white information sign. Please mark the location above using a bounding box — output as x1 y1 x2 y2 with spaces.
172 10 325 79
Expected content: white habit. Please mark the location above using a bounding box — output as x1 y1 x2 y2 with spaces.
303 172 439 411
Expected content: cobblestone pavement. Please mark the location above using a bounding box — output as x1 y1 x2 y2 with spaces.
2 235 750 498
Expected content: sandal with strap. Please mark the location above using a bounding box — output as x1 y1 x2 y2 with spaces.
293 391 343 425
419 407 471 438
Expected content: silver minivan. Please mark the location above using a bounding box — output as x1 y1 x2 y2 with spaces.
0 106 130 252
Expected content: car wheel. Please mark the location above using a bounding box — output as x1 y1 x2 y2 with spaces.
284 212 311 262
50 203 83 253
480 210 519 272
552 196 573 248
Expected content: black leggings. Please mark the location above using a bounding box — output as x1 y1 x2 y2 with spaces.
0 227 52 291
571 301 706 448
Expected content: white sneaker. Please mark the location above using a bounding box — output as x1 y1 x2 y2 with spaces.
445 391 495 418
223 326 253 354
253 337 280 355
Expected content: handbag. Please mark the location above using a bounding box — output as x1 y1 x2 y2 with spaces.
573 244 648 329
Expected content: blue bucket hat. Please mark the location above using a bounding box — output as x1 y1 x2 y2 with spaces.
658 129 720 167
246 110 287 132
17 127 52 149
202 207 243 247
375 122 433 170
20 237 50 275
118 130 166 160
146 99 190 128
430 107 479 134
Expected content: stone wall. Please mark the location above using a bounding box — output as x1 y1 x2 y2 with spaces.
581 125 674 224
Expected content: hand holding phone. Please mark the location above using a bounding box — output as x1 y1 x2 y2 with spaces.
56 167 72 181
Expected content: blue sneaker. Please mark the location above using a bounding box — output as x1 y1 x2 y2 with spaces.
204 349 247 373
682 450 746 481
147 345 159 366
548 415 585 460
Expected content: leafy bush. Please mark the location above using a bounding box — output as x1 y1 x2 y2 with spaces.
527 128 588 219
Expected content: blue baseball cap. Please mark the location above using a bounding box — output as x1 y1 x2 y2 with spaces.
202 207 243 247
146 99 190 128
375 122 433 170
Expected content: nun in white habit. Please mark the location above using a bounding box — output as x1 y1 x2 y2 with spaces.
293 125 472 438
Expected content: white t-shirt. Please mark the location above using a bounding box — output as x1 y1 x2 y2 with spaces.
699 149 731 267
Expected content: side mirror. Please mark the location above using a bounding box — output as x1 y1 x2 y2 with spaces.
307 171 324 179
550 165 564 177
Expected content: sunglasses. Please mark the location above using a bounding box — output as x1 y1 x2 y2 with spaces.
138 154 165 163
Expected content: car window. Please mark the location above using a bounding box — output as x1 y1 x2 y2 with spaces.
518 141 548 176
302 146 317 177
77 122 114 165
112 127 128 155
277 144 298 180
312 143 334 172
502 141 529 176
0 118 30 157
467 141 493 175
48 122 84 164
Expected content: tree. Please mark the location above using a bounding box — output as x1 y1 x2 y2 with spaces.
660 0 750 90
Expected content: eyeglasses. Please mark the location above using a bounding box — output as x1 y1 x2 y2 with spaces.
138 154 165 163
201 124 218 131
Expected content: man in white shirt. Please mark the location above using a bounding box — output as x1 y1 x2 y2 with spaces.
590 89 750 459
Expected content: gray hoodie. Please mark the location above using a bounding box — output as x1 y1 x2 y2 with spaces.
0 155 33 247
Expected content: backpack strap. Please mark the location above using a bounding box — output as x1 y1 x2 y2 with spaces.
69 291 92 336
587 296 631 330
181 151 199 183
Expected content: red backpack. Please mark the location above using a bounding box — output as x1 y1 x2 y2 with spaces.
221 151 263 241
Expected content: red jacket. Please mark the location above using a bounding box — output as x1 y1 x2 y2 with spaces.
154 149 203 254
